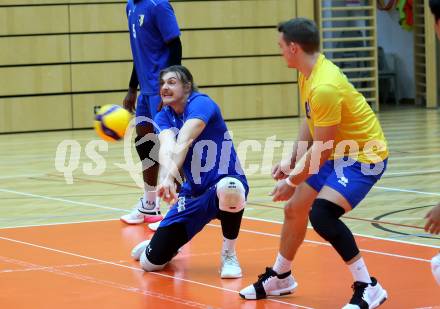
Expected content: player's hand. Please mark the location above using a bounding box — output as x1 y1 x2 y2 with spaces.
123 88 137 113
272 159 293 180
157 176 178 205
270 179 296 202
424 204 440 234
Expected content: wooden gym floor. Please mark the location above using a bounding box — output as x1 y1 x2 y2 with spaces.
0 107 439 308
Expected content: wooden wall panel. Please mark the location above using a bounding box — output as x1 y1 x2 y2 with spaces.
72 92 126 129
0 35 70 65
181 29 280 58
0 65 71 96
174 0 295 28
184 57 296 87
0 6 69 35
70 57 295 93
0 95 72 133
71 33 131 62
69 3 126 33
202 84 298 120
71 63 130 92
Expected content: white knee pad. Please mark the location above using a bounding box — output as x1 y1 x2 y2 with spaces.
140 251 167 272
216 177 246 213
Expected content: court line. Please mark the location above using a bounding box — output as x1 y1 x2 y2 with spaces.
0 236 310 309
243 216 440 249
0 173 46 180
373 186 440 197
0 255 211 309
1 186 438 248
209 224 432 263
0 188 128 212
0 260 127 274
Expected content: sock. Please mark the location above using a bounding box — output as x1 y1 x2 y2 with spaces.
222 237 236 255
140 190 157 211
273 252 291 275
348 257 372 284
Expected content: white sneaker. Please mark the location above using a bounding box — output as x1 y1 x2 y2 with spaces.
342 277 387 309
120 198 163 224
239 267 297 300
131 240 151 261
148 220 162 232
220 250 242 279
431 253 440 285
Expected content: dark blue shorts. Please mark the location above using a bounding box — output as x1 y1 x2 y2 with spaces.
135 94 161 126
159 185 220 240
306 157 388 208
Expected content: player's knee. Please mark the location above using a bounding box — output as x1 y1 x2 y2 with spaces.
140 251 167 272
309 199 345 241
283 200 307 220
216 177 246 213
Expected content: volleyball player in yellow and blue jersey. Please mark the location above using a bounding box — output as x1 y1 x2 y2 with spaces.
240 18 389 308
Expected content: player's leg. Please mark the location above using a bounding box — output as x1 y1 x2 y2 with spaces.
139 223 188 271
133 187 220 272
431 252 440 285
239 181 320 299
309 159 388 308
216 177 246 278
121 95 162 224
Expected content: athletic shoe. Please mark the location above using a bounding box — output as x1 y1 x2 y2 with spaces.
120 197 163 224
131 240 151 261
239 267 297 300
431 252 440 285
342 277 387 309
220 250 242 279
148 220 162 232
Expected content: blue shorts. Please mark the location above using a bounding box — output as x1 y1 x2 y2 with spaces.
135 94 161 126
306 158 388 208
159 185 220 240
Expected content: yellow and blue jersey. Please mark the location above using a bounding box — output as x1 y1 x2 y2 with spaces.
299 54 388 163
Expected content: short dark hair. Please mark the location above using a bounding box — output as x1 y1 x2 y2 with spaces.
430 0 440 21
277 18 320 54
159 65 198 92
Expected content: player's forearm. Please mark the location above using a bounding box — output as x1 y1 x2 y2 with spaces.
167 37 182 66
128 65 139 90
290 119 313 166
287 143 332 186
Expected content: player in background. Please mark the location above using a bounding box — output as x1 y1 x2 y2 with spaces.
121 0 182 225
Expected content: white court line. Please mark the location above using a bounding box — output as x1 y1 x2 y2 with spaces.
1 187 438 248
373 186 440 197
0 188 128 212
0 255 210 309
0 236 309 309
207 224 432 263
0 173 46 180
243 216 440 249
384 169 440 176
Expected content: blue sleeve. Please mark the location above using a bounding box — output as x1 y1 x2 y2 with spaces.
186 97 217 125
153 2 181 43
153 110 172 134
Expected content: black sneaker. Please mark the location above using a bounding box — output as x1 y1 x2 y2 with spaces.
239 267 297 300
342 277 388 309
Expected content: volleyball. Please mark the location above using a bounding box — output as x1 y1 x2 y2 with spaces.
94 104 132 142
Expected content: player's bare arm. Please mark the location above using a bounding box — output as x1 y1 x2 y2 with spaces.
271 124 337 202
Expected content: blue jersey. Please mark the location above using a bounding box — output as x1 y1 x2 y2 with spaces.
126 0 180 95
154 92 249 197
